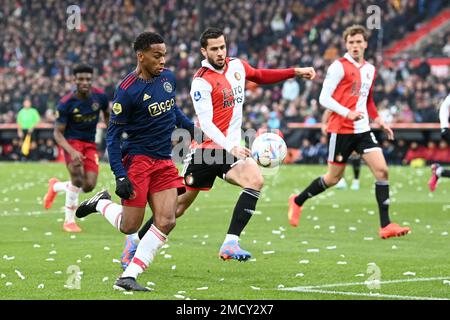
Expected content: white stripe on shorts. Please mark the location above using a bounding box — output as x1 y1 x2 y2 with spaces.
363 147 382 154
328 133 337 162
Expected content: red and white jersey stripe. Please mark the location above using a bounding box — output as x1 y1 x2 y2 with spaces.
190 57 295 151
319 53 379 134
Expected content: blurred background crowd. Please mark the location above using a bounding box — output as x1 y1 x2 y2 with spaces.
0 0 449 164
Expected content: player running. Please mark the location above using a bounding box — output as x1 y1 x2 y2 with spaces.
75 32 194 291
288 25 410 239
43 64 109 232
119 27 316 269
428 94 450 191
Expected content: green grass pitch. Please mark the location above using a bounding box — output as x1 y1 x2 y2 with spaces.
0 162 449 300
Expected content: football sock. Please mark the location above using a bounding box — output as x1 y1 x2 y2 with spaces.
122 224 167 279
64 183 81 223
375 180 391 228
224 234 239 243
227 188 260 236
138 217 154 240
438 167 450 178
295 176 327 206
352 158 361 180
96 199 123 231
54 181 69 193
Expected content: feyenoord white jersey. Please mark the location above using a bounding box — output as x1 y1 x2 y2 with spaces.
319 53 379 134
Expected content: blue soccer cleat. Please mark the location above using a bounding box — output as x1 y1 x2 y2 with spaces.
120 235 138 270
219 240 252 261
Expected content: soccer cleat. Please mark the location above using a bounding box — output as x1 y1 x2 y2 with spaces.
335 178 347 189
288 195 302 227
121 235 138 271
43 178 60 209
75 190 111 218
63 222 82 233
379 223 410 239
350 179 360 190
113 277 149 292
428 163 440 192
219 240 252 261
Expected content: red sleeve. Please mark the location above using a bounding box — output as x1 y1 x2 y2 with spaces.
367 69 379 120
241 59 295 84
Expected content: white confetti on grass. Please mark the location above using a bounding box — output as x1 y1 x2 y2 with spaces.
5 282 13 286
314 225 321 229
1 274 5 278
102 277 109 282
14 270 25 280
104 246 110 251
147 281 155 286
84 254 92 259
441 232 448 236
355 273 365 277
49 250 57 255
250 286 261 290
44 232 52 236
54 271 62 275
272 230 281 234
392 245 397 250
263 251 275 255
348 227 357 231
443 280 450 285
277 284 285 289
307 249 319 253
326 246 337 250
299 260 310 264
171 265 176 270
403 271 416 276
37 284 44 289
337 261 348 265
70 235 76 239
3 255 15 260
174 294 185 299
164 254 172 259
33 244 40 248
295 273 304 277
196 287 208 290
123 291 133 295
364 237 374 241
22 227 28 231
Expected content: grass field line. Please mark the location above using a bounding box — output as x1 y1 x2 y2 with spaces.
280 276 450 300
280 288 449 300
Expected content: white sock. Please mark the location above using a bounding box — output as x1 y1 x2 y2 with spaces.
54 181 70 193
224 234 239 243
64 183 81 223
129 233 140 245
96 199 123 231
122 224 167 279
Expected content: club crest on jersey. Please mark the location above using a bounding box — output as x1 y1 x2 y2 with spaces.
193 91 201 101
336 154 343 162
91 102 100 111
112 102 122 115
185 174 194 186
234 72 241 80
163 82 173 93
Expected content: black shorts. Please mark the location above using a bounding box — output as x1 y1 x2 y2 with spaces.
327 131 380 165
181 148 242 190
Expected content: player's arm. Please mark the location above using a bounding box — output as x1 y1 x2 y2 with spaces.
174 105 195 138
319 61 363 121
53 104 85 164
321 109 332 135
191 78 250 159
241 60 315 85
102 95 111 129
439 94 450 140
107 89 135 200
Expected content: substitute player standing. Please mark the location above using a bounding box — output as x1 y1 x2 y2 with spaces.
75 32 194 291
43 64 109 233
288 25 410 239
119 27 316 267
428 94 450 191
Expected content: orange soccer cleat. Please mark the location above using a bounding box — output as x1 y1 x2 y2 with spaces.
63 222 82 233
288 195 302 227
43 178 60 209
379 223 410 239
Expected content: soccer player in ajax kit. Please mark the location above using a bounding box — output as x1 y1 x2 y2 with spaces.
43 64 109 233
75 32 194 291
118 27 316 269
288 25 410 239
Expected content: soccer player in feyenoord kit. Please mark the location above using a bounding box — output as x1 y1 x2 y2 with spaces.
322 109 362 190
429 94 450 191
43 64 110 233
75 32 194 291
118 27 316 268
288 25 410 239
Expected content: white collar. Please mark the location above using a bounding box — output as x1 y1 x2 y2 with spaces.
344 52 365 68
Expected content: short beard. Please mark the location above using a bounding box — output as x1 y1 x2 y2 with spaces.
208 58 225 70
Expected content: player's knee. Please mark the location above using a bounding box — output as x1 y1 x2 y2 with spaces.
156 216 176 233
120 224 139 235
376 167 389 181
324 174 341 187
251 174 264 190
82 184 95 193
72 178 83 188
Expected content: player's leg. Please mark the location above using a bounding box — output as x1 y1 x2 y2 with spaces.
62 161 84 232
362 147 410 239
429 163 450 192
81 145 99 193
288 132 350 227
350 152 361 190
120 189 200 270
221 157 264 261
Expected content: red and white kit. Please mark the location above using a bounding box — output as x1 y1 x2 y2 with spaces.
190 57 295 151
320 53 379 134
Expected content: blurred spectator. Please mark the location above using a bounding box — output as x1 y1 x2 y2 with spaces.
281 78 300 101
403 141 427 165
16 98 40 141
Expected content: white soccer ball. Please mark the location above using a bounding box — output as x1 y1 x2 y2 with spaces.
251 132 287 168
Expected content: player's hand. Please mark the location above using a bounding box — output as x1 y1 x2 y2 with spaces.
115 176 135 200
441 128 450 142
70 150 85 165
294 67 316 80
230 146 251 160
346 111 364 121
380 122 395 141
